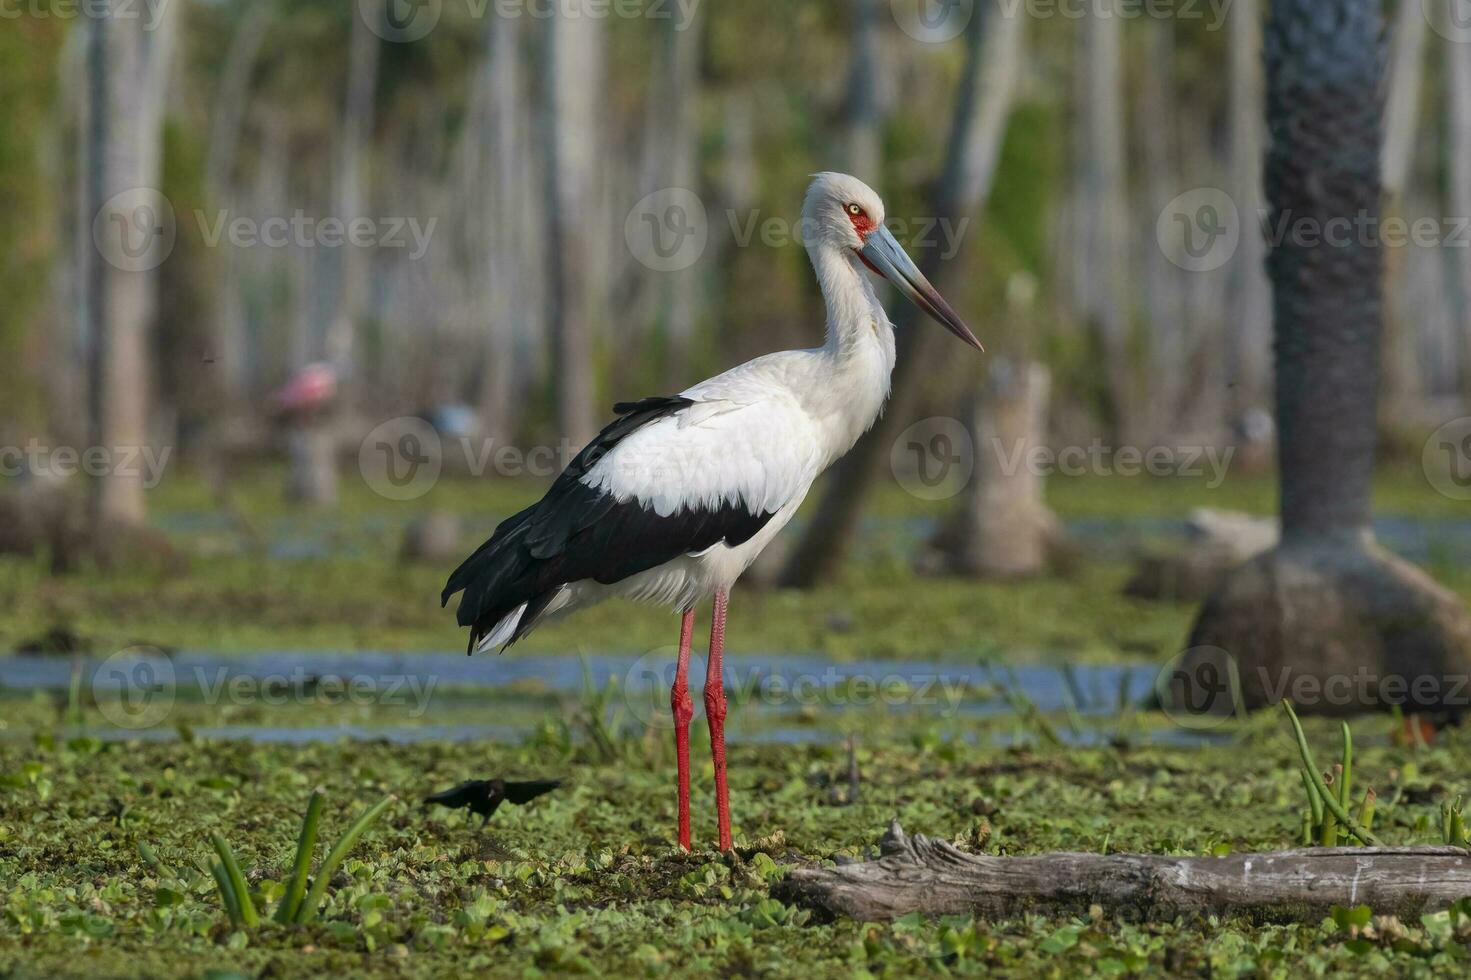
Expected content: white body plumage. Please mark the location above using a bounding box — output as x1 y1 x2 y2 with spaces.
455 172 982 652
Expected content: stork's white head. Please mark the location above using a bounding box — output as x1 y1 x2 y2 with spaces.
802 172 887 251
801 172 983 351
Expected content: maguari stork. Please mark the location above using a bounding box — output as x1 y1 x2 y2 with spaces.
443 173 983 850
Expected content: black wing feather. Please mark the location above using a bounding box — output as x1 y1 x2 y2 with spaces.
503 779 563 805
442 395 778 652
423 780 490 809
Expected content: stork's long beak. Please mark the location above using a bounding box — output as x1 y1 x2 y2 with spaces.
859 225 984 351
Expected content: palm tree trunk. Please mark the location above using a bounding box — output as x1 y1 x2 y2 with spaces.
1182 0 1471 718
1266 0 1382 539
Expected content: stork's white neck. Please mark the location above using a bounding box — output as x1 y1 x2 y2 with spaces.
810 244 886 359
803 242 897 459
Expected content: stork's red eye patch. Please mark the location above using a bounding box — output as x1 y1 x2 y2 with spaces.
846 204 876 238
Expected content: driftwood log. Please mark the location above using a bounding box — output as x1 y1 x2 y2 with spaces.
774 822 1471 922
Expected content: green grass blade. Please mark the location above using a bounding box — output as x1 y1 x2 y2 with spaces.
1299 763 1323 828
210 860 242 927
1339 722 1352 809
1280 701 1382 845
1320 769 1338 846
137 841 177 883
212 834 259 928
275 789 326 924
67 660 84 730
1358 787 1376 834
294 795 395 924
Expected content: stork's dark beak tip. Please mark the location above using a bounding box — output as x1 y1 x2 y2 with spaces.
859 225 986 353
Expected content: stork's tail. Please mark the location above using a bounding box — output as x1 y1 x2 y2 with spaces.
441 510 548 654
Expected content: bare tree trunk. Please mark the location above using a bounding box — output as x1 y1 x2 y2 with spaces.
1447 32 1471 406
1174 106 1232 437
1183 0 1471 717
659 9 702 384
1382 0 1427 199
780 1 1025 588
1136 19 1184 435
87 11 126 513
1380 0 1429 426
945 359 1054 577
288 3 380 506
85 1 179 529
1076 0 1134 441
474 12 524 441
1226 0 1271 421
205 1 270 198
203 1 270 421
51 29 90 447
541 5 603 448
324 1 380 377
845 0 883 182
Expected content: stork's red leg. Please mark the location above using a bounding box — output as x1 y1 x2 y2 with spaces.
704 589 733 851
671 607 696 850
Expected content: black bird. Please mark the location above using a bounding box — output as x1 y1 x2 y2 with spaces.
423 779 562 826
